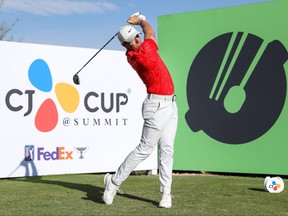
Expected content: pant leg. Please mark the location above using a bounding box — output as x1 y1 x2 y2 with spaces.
112 98 162 186
158 101 178 193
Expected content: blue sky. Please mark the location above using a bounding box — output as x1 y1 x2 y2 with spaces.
1 0 271 51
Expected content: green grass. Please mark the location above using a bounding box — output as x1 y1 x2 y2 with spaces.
0 174 287 215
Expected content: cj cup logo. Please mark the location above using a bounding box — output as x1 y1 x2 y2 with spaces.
185 32 288 144
264 176 284 193
5 58 129 132
29 59 80 132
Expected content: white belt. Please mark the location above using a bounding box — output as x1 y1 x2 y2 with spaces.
147 94 176 101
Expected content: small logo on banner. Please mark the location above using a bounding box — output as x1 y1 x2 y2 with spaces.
264 176 284 193
74 146 89 159
25 145 34 161
24 146 87 161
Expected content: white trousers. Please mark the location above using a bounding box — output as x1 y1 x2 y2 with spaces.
112 95 178 193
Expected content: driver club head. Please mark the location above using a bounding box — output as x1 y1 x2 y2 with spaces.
73 74 80 85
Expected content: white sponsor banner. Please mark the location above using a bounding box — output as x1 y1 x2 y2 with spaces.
0 41 157 178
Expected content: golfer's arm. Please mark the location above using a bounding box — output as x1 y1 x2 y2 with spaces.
140 20 156 41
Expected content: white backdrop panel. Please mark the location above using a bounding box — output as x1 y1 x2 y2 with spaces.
0 41 157 178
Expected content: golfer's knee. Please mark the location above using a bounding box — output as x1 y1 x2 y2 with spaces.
136 144 154 156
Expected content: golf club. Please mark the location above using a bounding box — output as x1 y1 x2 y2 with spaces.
73 32 118 85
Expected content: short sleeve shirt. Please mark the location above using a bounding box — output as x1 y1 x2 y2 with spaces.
126 38 174 95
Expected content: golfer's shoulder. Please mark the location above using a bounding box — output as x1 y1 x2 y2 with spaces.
143 38 158 47
145 36 157 43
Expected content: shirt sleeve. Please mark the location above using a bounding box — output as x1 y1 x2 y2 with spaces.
140 38 158 53
134 38 158 68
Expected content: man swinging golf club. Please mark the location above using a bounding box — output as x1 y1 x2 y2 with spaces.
103 12 178 208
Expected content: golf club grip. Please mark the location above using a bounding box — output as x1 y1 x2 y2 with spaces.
76 32 118 75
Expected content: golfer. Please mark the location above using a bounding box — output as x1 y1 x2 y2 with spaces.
103 13 178 208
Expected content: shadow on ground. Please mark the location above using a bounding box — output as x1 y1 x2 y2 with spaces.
248 188 266 192
11 176 158 206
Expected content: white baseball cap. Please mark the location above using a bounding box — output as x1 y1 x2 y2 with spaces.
118 25 140 43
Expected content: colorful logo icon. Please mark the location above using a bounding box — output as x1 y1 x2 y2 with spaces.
25 145 34 161
264 176 284 193
28 59 80 132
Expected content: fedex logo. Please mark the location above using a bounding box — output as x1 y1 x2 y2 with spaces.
37 147 73 161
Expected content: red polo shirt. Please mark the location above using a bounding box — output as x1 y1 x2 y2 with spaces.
126 38 174 95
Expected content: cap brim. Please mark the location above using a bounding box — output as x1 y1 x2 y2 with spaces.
125 31 140 43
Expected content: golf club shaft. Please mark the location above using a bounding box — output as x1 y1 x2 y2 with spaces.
75 32 118 75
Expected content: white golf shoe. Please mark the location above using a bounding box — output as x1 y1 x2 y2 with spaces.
103 173 120 205
159 193 173 208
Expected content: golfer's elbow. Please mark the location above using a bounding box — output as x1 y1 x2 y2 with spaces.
141 20 156 40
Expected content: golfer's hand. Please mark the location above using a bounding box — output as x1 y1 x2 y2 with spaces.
127 16 140 25
128 12 146 25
